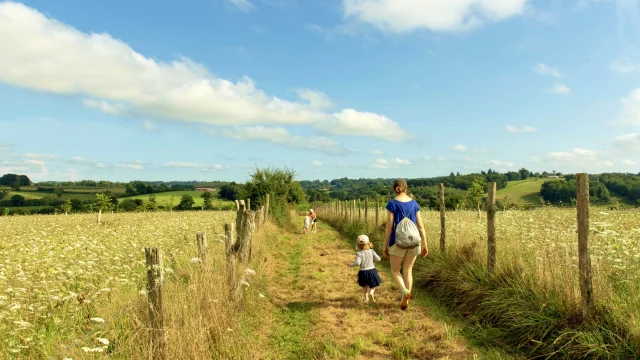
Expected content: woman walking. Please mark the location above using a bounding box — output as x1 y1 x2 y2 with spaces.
382 178 429 310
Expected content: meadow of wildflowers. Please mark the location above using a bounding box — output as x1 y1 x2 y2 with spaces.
421 208 640 336
0 211 235 359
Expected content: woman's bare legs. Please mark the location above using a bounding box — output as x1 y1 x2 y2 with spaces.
390 255 407 292
402 255 418 292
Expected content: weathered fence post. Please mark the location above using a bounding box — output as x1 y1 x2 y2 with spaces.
365 197 369 225
236 201 246 246
439 183 446 252
577 173 594 321
246 198 251 211
487 182 497 274
145 248 165 360
239 210 255 263
224 223 237 298
235 200 240 211
375 197 380 226
264 194 269 223
196 232 207 263
358 199 362 221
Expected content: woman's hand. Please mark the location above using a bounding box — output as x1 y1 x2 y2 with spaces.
383 246 389 259
421 246 429 259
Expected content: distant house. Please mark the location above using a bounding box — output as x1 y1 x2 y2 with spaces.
547 175 559 179
196 187 217 191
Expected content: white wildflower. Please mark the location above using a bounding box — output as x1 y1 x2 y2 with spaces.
244 268 256 276
96 337 109 345
90 317 105 323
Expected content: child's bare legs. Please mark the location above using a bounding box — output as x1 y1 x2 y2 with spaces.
362 286 370 303
369 287 376 302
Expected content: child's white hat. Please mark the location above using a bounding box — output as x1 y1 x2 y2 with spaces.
356 234 369 245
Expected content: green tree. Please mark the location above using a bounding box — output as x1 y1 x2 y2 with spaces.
177 195 195 210
466 177 485 219
243 167 306 226
95 193 114 223
145 194 158 211
519 168 531 180
62 199 72 215
10 194 25 206
53 187 64 198
201 191 214 210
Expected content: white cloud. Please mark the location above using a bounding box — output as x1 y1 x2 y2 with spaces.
23 153 59 160
142 120 157 132
623 159 638 165
548 83 571 95
320 109 411 141
0 2 407 140
372 158 389 169
453 144 467 152
341 0 528 33
217 126 349 155
534 63 563 78
615 90 640 126
548 148 599 162
601 160 614 167
312 160 324 167
371 149 384 155
487 160 516 167
229 0 254 12
163 162 223 170
424 156 447 162
395 158 411 165
614 133 640 152
295 89 334 110
83 99 128 115
506 125 537 133
609 57 640 73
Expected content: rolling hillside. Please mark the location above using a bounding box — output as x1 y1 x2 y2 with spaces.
496 178 563 207
119 190 235 209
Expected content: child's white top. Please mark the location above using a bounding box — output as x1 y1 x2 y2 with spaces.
349 249 381 271
304 217 310 226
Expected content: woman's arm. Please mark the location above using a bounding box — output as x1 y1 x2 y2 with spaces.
383 210 394 259
415 211 429 258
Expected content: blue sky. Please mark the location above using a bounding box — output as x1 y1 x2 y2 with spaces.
0 0 639 183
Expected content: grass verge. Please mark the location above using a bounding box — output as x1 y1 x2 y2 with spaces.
318 213 640 360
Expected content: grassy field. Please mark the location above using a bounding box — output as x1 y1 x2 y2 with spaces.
496 178 563 207
120 190 235 209
0 190 97 201
0 211 252 359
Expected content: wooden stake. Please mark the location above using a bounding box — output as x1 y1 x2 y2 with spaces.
375 197 380 226
239 210 255 263
577 173 594 321
358 199 362 221
439 183 446 253
145 248 165 360
224 223 237 299
264 194 269 223
196 232 207 263
365 197 369 225
487 182 497 274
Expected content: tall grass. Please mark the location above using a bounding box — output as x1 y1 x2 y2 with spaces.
318 209 640 359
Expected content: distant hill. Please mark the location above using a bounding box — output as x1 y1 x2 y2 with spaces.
496 178 563 207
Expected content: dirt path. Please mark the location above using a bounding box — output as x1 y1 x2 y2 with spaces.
258 218 482 360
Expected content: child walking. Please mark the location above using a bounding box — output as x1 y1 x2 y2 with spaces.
347 235 382 303
303 215 310 234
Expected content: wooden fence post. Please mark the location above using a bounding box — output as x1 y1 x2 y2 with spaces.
236 201 246 246
577 173 594 321
439 184 446 253
239 210 255 263
224 223 238 299
235 200 240 211
365 197 369 225
487 182 497 274
375 197 380 226
358 199 362 221
246 198 251 211
145 248 165 360
264 194 269 223
196 232 207 263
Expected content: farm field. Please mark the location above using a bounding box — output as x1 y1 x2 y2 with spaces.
120 190 235 209
420 208 640 335
0 211 236 359
496 178 563 207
